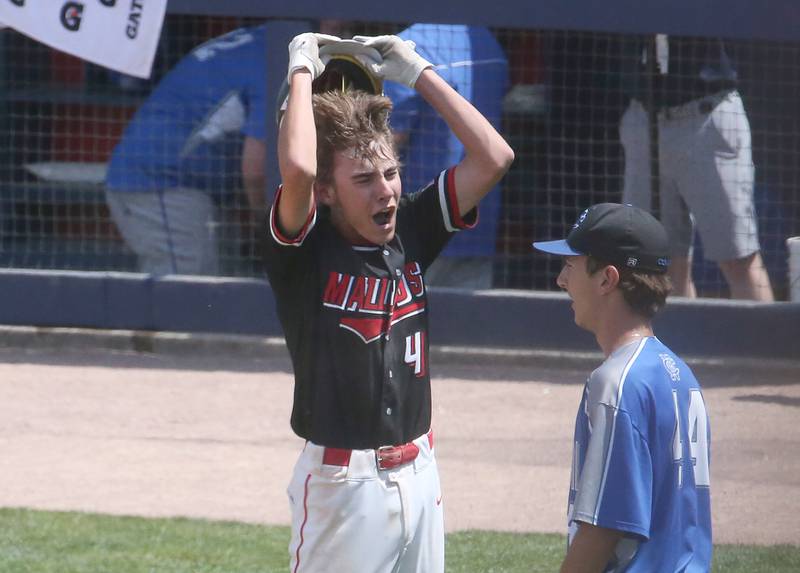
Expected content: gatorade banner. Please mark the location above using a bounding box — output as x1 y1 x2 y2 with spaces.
0 0 167 78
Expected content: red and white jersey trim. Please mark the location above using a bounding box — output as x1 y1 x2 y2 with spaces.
436 167 478 233
269 185 317 247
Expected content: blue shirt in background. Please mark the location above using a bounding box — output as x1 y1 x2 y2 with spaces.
106 26 267 200
384 24 508 257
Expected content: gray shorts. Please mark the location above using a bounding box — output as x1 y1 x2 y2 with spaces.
106 187 219 275
620 91 761 262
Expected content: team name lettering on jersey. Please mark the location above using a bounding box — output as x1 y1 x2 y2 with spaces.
322 262 427 343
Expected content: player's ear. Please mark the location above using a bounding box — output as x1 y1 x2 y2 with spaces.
314 181 335 206
600 264 620 292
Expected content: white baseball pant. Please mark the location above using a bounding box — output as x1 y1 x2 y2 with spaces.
287 432 444 573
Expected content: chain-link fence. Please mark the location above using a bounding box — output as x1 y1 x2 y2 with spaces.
1 15 797 299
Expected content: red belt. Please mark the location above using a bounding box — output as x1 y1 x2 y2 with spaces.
322 431 434 471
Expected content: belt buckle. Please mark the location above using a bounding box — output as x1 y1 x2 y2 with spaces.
376 445 401 470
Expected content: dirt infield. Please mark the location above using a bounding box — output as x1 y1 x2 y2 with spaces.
1 347 798 545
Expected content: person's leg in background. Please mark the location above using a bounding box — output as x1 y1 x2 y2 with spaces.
663 255 697 298
620 100 697 297
676 91 774 301
718 252 773 301
619 100 653 210
105 187 219 275
655 160 697 298
655 183 697 298
159 188 219 275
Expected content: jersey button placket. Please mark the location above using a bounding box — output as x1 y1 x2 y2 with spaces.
386 266 401 341
381 245 396 341
381 245 398 426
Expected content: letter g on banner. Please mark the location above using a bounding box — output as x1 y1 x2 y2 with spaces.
60 1 84 32
0 0 166 78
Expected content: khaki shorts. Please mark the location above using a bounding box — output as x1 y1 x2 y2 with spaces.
620 91 761 262
106 187 219 275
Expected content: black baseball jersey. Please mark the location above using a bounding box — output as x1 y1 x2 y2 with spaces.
263 168 476 449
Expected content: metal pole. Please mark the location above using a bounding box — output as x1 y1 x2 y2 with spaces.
644 36 661 219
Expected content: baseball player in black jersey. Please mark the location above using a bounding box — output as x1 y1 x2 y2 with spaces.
262 32 513 573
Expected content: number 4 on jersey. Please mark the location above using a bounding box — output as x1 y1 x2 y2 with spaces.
404 331 427 377
672 389 710 487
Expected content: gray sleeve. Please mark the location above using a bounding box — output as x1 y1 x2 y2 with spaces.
573 401 616 524
572 347 638 523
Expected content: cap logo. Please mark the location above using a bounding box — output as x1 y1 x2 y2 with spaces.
626 257 638 268
572 208 589 230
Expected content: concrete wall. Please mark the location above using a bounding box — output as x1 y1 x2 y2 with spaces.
1 269 797 361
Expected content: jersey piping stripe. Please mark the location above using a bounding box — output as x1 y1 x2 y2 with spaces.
436 170 454 233
390 300 426 324
445 167 468 229
436 166 477 234
339 323 384 344
292 473 312 573
270 185 318 247
436 168 459 233
593 338 648 524
338 300 427 343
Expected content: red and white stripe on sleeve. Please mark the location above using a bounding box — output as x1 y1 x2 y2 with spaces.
435 167 478 232
269 185 317 247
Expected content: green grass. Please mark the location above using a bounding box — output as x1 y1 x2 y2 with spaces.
445 530 565 572
1 508 798 572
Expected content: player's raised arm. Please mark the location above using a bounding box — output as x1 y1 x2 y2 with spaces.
355 34 514 215
276 33 336 238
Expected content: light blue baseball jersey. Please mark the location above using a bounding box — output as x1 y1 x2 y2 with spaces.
383 24 508 257
106 26 267 198
568 336 712 572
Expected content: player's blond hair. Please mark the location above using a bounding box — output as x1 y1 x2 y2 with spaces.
312 91 397 185
586 257 672 319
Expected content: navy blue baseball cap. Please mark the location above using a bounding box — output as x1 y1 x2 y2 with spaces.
532 203 670 273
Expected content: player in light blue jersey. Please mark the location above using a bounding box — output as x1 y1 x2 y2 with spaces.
105 25 268 275
533 203 712 572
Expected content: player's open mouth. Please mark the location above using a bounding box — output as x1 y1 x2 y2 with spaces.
373 206 395 227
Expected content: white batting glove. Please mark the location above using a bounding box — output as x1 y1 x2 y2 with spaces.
287 32 341 83
352 34 432 88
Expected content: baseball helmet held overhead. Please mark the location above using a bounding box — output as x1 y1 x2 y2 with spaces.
276 39 383 124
